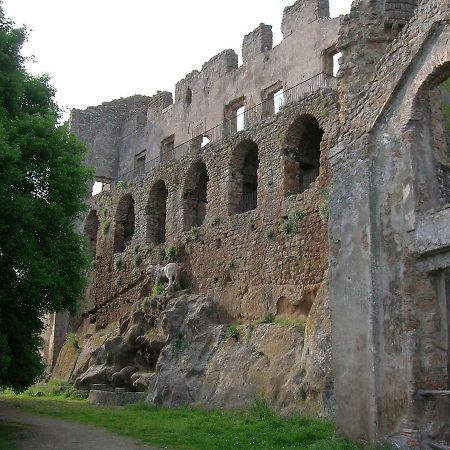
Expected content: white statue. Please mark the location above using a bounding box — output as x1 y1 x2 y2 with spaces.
147 262 180 290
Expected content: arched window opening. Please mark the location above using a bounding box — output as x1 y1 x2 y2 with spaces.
429 77 450 205
229 140 259 215
185 87 192 106
84 210 99 257
146 180 168 245
284 115 324 196
114 194 135 253
183 161 209 230
411 70 450 211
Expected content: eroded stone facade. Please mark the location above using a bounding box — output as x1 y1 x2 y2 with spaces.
44 0 450 447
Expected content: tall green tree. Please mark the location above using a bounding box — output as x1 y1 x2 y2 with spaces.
0 5 91 391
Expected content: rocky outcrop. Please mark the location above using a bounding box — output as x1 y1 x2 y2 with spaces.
71 281 333 417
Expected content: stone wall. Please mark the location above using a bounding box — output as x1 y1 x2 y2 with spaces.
46 0 450 447
83 89 338 329
330 0 450 446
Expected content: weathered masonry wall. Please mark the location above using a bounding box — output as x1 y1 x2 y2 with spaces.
84 90 338 328
46 0 450 447
330 0 450 446
70 0 340 183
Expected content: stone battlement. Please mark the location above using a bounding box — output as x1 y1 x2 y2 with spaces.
70 0 340 184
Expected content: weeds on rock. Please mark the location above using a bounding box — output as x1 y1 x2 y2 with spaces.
113 256 123 271
260 312 274 324
275 317 306 335
265 228 275 239
174 331 183 356
66 333 80 351
101 219 111 235
188 226 200 242
289 209 304 222
152 281 165 296
281 209 305 234
165 244 176 260
225 325 240 341
281 219 296 234
133 254 142 268
319 186 330 224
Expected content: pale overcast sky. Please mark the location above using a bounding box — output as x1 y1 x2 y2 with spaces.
4 0 353 115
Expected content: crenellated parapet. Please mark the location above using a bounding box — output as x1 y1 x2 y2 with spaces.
242 23 273 64
281 0 330 38
71 0 340 185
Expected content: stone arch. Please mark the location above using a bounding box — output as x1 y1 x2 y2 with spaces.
183 161 209 230
185 87 192 106
84 210 99 257
283 114 324 196
405 61 450 211
146 180 168 245
228 139 259 215
114 194 135 253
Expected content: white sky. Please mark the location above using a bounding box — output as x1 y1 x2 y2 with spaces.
3 0 353 115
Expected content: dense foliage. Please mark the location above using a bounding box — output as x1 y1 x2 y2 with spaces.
0 5 91 391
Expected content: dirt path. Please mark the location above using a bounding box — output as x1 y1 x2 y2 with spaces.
0 401 158 450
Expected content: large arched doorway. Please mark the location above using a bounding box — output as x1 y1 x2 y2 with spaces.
114 194 135 252
183 161 209 230
409 66 450 392
146 180 168 245
228 140 259 215
284 115 324 196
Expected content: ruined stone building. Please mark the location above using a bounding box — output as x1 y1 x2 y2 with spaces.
43 0 450 447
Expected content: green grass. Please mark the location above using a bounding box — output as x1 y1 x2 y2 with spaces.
0 394 361 450
5 380 87 400
275 318 307 335
0 424 19 450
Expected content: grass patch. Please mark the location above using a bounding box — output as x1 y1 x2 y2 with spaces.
319 187 330 225
224 325 240 341
18 380 86 400
0 424 20 450
101 219 111 235
165 244 176 260
0 395 361 449
260 311 274 324
152 281 165 296
66 332 80 350
187 226 200 242
276 318 307 334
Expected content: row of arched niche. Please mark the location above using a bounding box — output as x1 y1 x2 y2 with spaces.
84 114 325 257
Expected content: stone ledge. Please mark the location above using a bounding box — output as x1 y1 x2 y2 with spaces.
88 389 146 406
